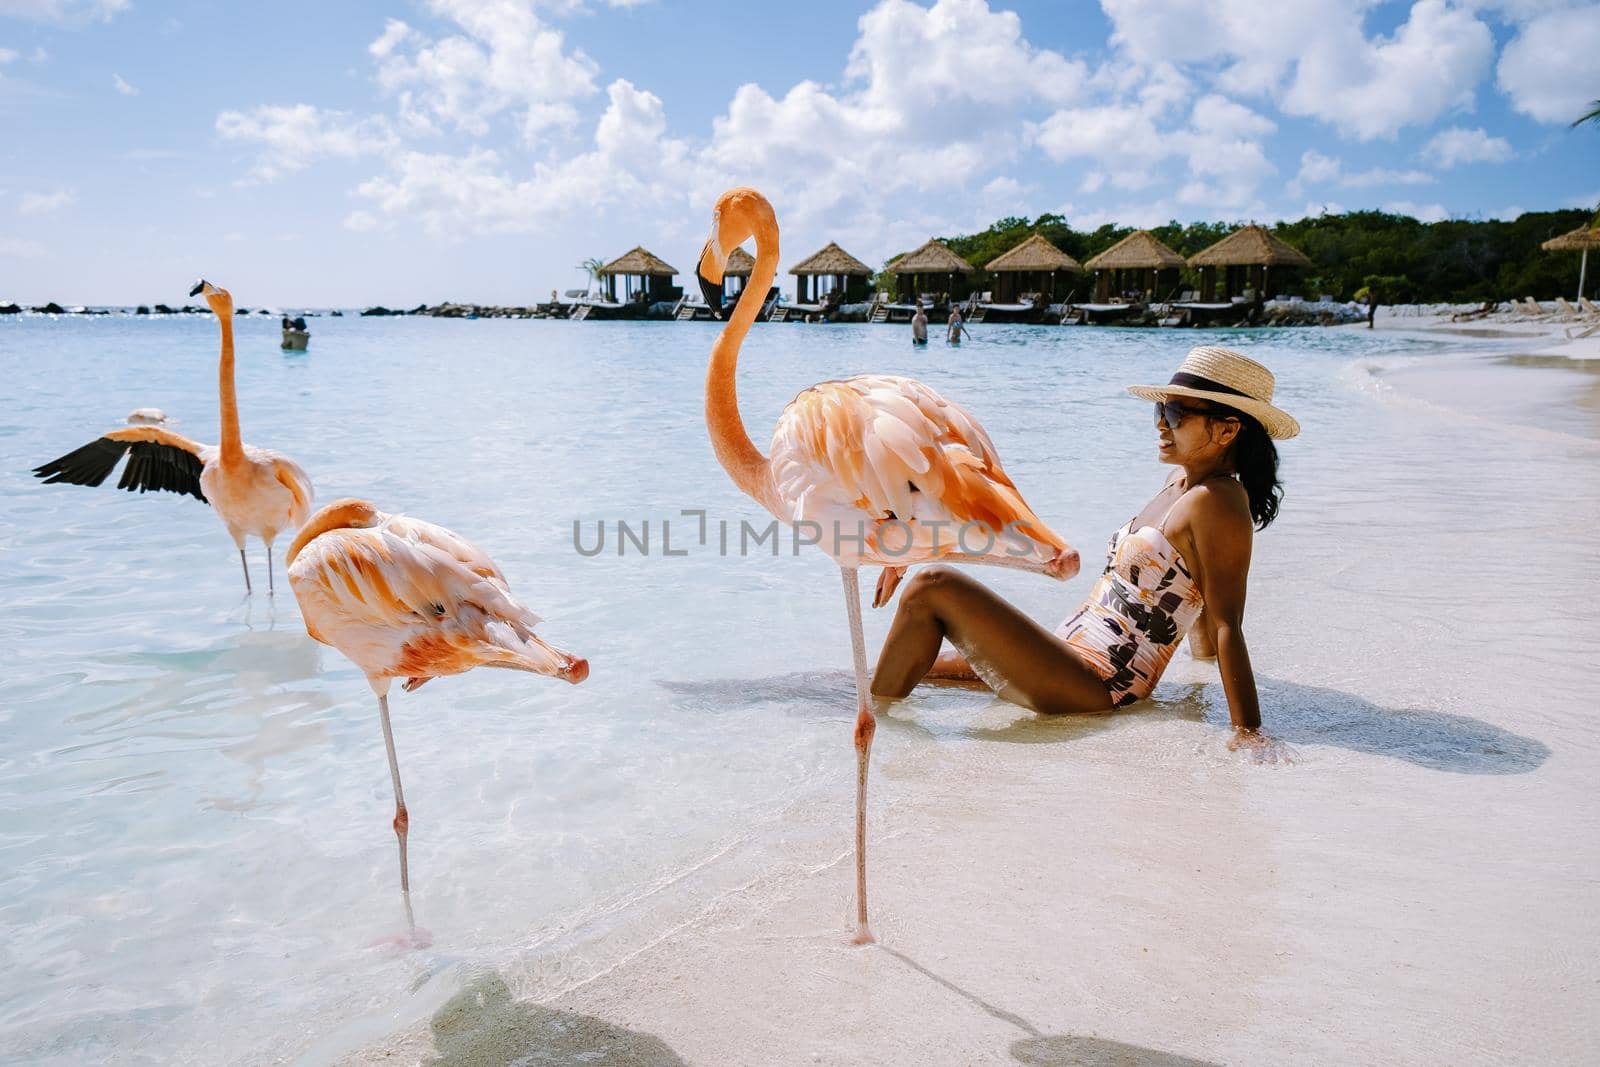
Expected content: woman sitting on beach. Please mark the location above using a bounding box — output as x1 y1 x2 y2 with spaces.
870 347 1297 759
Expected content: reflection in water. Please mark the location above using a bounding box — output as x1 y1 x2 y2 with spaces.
423 971 686 1067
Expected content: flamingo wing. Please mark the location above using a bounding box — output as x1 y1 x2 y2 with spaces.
33 425 211 503
770 374 1066 566
288 518 565 682
263 451 315 527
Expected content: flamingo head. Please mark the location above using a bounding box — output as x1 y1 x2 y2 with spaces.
697 187 774 316
189 278 233 317
520 633 589 685
285 498 387 566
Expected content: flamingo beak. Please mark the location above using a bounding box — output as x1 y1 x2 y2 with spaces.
697 239 725 317
188 279 208 297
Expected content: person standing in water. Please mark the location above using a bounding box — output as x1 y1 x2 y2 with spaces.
947 304 971 344
911 301 928 346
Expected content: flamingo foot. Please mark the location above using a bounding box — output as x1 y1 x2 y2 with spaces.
871 566 906 608
371 925 434 950
402 676 432 693
852 923 876 946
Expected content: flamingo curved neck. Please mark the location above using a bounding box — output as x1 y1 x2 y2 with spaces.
706 215 780 512
217 313 244 463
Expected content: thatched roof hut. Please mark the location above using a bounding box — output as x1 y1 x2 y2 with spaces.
790 241 873 303
1186 225 1312 302
887 239 976 302
791 241 873 276
598 246 678 276
1542 223 1600 300
985 234 1082 273
1187 225 1312 269
597 246 680 303
984 234 1081 303
1541 224 1600 253
723 247 757 277
1083 231 1184 302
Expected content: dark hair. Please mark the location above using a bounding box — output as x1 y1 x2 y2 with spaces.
1213 406 1282 529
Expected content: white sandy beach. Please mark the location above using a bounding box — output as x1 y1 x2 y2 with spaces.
323 312 1600 1067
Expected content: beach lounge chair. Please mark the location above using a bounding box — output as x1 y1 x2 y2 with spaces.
1580 296 1600 318
1520 296 1552 319
1555 297 1581 320
1567 320 1599 339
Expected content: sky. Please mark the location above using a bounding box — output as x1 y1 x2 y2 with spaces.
1 0 1596 306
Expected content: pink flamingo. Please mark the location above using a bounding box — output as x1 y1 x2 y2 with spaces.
33 281 313 594
286 498 588 937
696 188 1079 943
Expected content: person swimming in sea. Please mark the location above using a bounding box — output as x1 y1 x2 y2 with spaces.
869 346 1298 761
947 305 970 344
911 302 928 346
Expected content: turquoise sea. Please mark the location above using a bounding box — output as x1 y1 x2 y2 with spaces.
1 314 1596 1063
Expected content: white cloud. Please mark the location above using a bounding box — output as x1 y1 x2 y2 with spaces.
1102 0 1494 140
0 236 48 257
1420 126 1513 167
19 188 74 214
216 104 395 182
1496 5 1600 123
112 72 137 96
355 79 688 237
368 2 600 142
0 0 126 22
1289 150 1433 194
1281 1 1493 139
1384 200 1448 222
343 210 380 232
0 48 18 64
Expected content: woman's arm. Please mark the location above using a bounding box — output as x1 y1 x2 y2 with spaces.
1186 488 1265 735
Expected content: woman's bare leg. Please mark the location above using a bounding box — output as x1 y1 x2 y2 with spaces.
870 566 1114 715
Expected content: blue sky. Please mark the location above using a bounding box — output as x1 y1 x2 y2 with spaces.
1 0 1596 305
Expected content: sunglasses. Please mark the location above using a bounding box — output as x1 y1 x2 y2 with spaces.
1155 399 1235 429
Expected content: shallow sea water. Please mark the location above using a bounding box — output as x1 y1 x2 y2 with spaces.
0 314 1595 1064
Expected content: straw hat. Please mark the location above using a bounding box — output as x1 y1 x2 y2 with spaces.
1127 346 1300 439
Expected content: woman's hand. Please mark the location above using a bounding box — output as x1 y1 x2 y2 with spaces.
1227 728 1296 764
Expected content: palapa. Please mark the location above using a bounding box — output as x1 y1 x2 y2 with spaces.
723 247 757 277
790 241 873 276
886 239 976 275
1187 225 1312 269
1084 230 1185 271
597 246 679 276
1541 224 1600 252
985 234 1082 273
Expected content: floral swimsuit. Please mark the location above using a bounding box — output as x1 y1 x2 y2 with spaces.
1055 518 1205 707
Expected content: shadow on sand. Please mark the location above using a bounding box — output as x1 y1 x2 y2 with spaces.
880 945 1219 1066
422 971 686 1066
660 671 1549 775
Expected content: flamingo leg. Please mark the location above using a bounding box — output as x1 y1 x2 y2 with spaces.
267 549 275 596
239 548 253 595
842 566 875 945
376 692 416 933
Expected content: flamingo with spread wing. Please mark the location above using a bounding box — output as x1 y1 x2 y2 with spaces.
32 281 313 594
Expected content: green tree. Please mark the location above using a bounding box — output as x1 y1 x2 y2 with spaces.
578 257 606 292
1571 100 1600 129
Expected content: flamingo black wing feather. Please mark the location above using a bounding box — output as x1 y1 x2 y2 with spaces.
34 435 207 503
